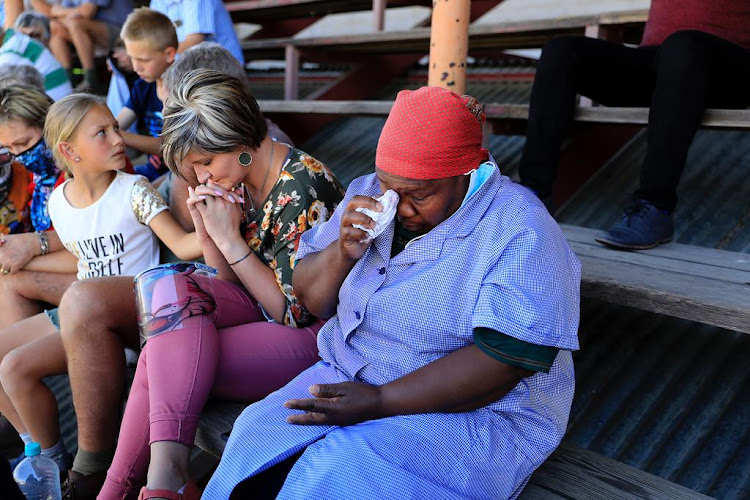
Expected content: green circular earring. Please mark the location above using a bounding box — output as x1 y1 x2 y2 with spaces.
238 151 253 166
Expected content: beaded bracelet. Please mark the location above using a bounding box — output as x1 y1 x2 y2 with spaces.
229 249 252 266
36 231 49 256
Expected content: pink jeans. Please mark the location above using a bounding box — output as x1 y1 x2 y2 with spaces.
99 275 322 499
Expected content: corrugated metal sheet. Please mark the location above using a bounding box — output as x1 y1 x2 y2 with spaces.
557 129 750 252
571 300 750 499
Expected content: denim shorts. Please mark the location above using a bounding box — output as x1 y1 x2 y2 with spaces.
44 308 60 329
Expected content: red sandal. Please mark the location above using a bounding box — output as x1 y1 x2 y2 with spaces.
137 480 201 500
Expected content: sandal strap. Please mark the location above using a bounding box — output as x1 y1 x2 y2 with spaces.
137 487 184 500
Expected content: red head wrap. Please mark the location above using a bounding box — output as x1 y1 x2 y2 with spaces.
376 86 489 180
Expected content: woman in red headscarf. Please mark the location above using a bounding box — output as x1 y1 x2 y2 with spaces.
205 86 582 500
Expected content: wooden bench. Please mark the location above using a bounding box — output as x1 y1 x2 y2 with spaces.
239 11 648 59
257 99 750 131
194 400 712 499
562 225 750 335
225 0 430 23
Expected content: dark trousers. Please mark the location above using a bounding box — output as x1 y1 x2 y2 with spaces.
519 30 750 211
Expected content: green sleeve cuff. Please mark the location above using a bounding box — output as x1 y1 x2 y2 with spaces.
474 327 559 373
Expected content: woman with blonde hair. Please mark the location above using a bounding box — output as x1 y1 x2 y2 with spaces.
96 69 344 499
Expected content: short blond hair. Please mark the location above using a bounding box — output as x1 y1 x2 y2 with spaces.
0 86 53 130
121 7 178 51
44 93 107 174
161 69 267 177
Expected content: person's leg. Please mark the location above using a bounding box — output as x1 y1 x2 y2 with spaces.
597 31 750 250
519 36 656 200
49 20 73 69
65 17 111 71
102 275 263 497
58 277 141 482
0 271 77 328
65 18 112 93
146 318 322 496
0 332 69 472
637 30 750 210
0 314 60 438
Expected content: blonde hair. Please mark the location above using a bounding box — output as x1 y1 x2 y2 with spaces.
0 86 53 130
44 93 107 174
121 7 178 51
161 69 268 177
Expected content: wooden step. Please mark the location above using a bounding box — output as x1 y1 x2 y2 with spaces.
195 400 711 499
521 443 713 499
225 0 430 22
240 10 648 57
257 100 750 130
562 225 750 334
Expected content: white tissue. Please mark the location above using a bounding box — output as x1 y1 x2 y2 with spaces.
353 189 399 241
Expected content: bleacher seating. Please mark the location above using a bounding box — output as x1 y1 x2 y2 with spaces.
195 2 747 498
238 10 648 59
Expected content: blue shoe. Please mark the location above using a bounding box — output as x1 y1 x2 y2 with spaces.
595 199 674 250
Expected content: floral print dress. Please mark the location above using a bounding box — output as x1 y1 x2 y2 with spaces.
244 147 344 327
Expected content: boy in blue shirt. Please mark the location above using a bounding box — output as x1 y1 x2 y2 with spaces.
116 8 177 181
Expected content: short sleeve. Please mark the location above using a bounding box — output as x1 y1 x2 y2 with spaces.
131 176 168 225
178 0 217 37
474 327 559 373
125 80 146 117
473 212 581 351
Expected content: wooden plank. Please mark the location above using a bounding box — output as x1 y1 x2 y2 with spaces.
560 226 750 334
240 11 647 55
562 224 750 271
194 399 245 458
259 99 393 115
226 0 430 22
257 100 750 131
194 407 711 500
522 443 714 500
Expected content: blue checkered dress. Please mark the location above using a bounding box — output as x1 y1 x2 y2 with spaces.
204 168 581 499
150 0 244 64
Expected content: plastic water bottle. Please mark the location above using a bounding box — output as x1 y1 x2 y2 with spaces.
12 442 62 500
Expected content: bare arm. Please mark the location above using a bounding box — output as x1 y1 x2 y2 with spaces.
293 195 383 318
286 344 534 426
292 243 357 319
51 3 97 20
22 250 78 273
190 183 288 322
0 231 65 274
28 0 52 17
120 132 161 157
3 0 24 29
116 107 137 131
148 210 202 261
177 33 206 54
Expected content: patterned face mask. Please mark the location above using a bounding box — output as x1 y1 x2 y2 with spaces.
0 148 12 204
14 138 58 178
